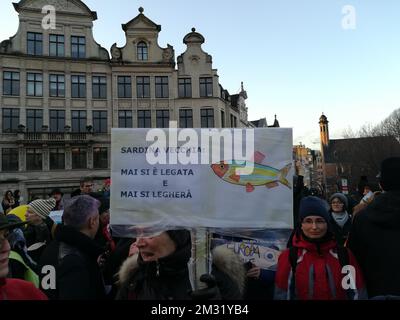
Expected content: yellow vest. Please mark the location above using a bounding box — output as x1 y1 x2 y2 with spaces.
9 250 39 288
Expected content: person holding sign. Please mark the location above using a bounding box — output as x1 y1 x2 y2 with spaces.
274 196 367 300
116 229 245 300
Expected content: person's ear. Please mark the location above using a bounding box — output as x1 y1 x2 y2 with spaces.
88 216 97 229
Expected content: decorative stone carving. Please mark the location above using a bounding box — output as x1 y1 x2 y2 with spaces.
183 27 205 45
0 40 12 54
24 0 79 13
162 44 174 63
190 55 200 65
110 43 122 62
206 54 213 63
52 0 69 10
18 124 26 133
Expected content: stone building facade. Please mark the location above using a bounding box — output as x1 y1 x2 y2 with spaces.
0 0 254 200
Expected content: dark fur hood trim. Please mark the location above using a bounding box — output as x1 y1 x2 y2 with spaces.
118 246 246 294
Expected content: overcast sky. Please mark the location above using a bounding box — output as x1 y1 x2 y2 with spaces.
1 0 399 149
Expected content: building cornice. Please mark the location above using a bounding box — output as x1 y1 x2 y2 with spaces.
13 0 97 20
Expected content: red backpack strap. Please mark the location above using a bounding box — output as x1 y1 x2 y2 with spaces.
288 246 298 300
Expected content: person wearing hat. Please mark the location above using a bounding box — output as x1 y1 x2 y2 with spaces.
0 214 47 300
24 198 56 263
349 157 400 298
275 196 366 300
25 198 56 226
329 193 352 246
6 214 39 287
100 178 111 199
116 229 246 300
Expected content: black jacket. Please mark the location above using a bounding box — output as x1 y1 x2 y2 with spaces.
24 217 54 263
348 191 400 298
116 242 245 300
293 175 309 229
329 211 352 247
38 225 106 300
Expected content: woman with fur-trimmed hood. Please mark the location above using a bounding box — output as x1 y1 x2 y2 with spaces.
116 230 245 300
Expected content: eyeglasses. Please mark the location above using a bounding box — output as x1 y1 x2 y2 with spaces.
302 218 327 226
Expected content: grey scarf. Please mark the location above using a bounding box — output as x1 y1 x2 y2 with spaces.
331 211 349 228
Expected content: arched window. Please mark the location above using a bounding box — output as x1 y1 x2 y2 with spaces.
137 41 148 61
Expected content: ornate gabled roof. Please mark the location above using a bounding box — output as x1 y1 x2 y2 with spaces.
122 7 161 32
183 27 205 45
13 0 97 20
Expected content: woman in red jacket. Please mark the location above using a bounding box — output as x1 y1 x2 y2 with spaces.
275 196 367 300
0 214 47 300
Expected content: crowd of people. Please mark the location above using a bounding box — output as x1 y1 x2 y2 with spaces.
1 157 400 300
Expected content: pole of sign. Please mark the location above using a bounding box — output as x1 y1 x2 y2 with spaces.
189 227 210 290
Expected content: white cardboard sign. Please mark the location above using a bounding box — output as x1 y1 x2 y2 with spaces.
110 128 293 230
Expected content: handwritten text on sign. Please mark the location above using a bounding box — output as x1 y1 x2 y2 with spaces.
110 128 293 230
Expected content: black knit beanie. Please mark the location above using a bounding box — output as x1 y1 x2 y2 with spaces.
299 196 330 223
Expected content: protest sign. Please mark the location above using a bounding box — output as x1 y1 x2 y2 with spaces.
49 210 63 224
110 128 293 234
211 229 292 270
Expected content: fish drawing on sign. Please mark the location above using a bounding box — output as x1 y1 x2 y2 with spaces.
210 151 292 192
